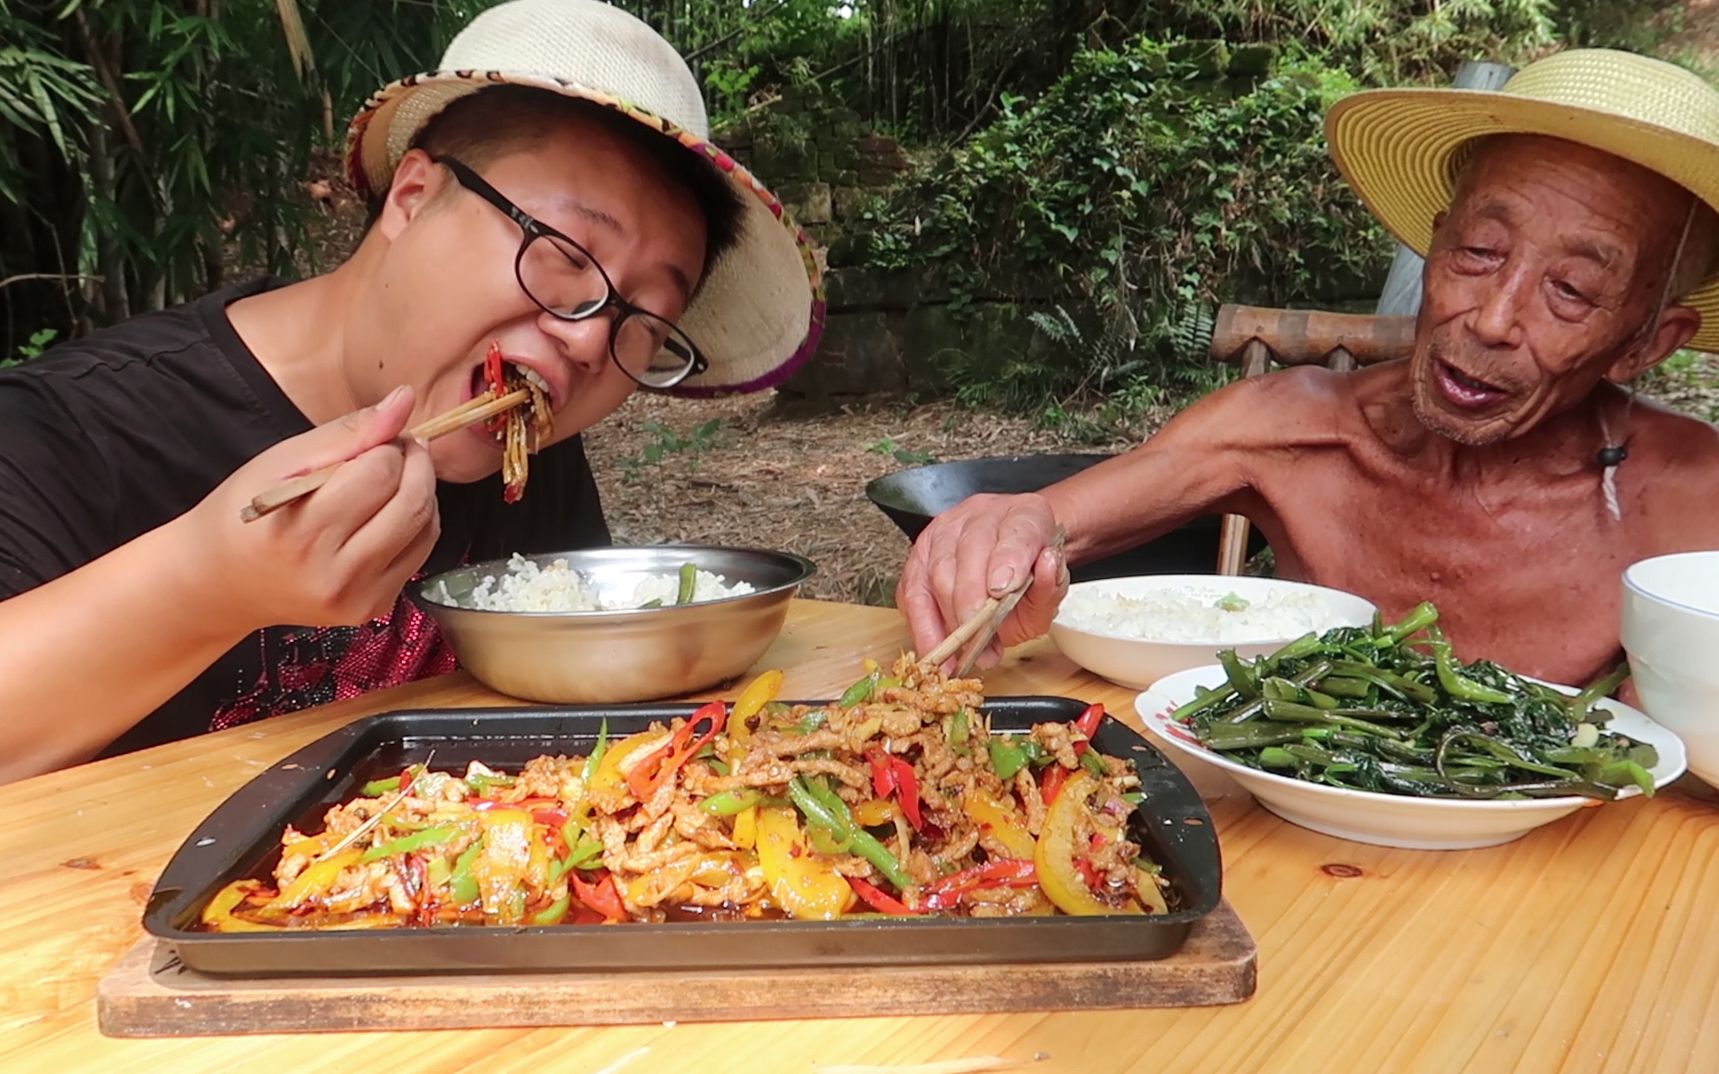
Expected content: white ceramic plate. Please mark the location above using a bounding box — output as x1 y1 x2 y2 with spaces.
1049 575 1376 690
1135 664 1688 850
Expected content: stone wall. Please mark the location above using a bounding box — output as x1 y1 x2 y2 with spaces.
720 113 910 253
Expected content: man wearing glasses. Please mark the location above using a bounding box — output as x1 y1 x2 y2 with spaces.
0 0 822 781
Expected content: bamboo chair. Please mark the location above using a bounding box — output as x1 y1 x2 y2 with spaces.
1207 304 1416 574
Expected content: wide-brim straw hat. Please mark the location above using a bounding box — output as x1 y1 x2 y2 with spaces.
1327 48 1719 351
344 0 823 396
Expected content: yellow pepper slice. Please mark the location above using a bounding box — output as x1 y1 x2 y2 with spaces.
851 798 903 828
475 808 534 924
729 669 784 748
731 804 759 850
962 788 1038 860
265 849 362 912
1034 772 1141 917
202 880 283 932
588 730 672 808
755 806 856 920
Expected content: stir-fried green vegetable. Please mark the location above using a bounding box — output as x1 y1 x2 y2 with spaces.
1173 602 1655 801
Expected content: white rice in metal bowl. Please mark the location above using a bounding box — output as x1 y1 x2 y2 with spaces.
1056 584 1338 644
450 554 755 613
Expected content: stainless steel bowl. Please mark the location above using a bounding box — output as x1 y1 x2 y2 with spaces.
414 546 815 704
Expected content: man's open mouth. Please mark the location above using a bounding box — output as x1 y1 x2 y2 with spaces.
1434 361 1509 410
467 359 554 442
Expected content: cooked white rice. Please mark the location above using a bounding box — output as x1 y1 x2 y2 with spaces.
1056 585 1340 644
448 554 755 612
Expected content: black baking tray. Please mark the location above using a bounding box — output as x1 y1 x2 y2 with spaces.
144 698 1223 976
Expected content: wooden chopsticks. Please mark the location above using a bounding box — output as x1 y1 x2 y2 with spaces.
238 389 530 522
919 526 1068 675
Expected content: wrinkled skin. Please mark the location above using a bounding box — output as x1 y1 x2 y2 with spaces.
899 135 1719 687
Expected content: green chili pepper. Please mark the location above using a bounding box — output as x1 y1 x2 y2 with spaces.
582 717 610 783
359 775 401 796
787 777 912 890
359 824 458 863
795 709 829 734
1079 750 1109 778
426 856 452 888
1121 792 1144 805
989 738 1029 780
531 893 572 926
676 561 697 605
447 839 483 906
701 790 762 815
838 672 880 708
550 837 604 883
466 772 517 794
949 710 971 756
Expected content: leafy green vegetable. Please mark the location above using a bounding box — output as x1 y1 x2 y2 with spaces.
1177 602 1651 801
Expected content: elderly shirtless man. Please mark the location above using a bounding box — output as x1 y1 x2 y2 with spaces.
898 49 1719 688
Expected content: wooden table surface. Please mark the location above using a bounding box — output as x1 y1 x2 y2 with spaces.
3 599 1716 1073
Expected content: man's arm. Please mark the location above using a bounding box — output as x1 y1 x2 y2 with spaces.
0 389 439 783
896 372 1289 663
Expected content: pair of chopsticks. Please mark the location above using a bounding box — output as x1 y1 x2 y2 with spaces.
239 389 529 522
920 527 1068 676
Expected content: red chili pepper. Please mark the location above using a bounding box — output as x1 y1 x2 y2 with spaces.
484 340 505 395
1041 765 1069 806
848 876 920 916
531 807 569 829
1074 832 1110 891
570 907 607 926
918 858 1038 911
866 748 898 799
399 767 415 794
627 702 728 801
1072 703 1105 757
866 749 925 831
890 758 924 831
570 870 627 923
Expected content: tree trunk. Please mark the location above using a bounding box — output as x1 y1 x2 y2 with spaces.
86 125 131 325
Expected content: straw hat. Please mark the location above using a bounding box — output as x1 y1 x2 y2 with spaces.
344 0 823 395
1326 48 1719 351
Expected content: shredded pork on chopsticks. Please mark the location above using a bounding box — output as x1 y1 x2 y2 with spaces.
199 655 1171 932
481 340 553 503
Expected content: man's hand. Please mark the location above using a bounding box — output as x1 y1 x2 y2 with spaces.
185 385 441 632
896 492 1070 669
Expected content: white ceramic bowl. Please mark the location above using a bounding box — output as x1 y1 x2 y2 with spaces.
1049 575 1376 690
1622 550 1719 788
1135 665 1687 850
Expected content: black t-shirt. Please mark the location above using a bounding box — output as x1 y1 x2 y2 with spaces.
0 278 610 755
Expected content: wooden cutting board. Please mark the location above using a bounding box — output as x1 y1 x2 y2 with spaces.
98 900 1255 1037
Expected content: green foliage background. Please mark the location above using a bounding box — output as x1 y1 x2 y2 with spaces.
1 0 1705 412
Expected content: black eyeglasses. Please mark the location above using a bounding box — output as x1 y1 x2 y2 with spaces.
435 155 707 389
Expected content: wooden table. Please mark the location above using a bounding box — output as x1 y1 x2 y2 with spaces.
4 600 1716 1073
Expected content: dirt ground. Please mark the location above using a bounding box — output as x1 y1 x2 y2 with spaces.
582 393 1136 607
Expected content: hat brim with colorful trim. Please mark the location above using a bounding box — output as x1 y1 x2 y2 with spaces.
343 1 823 397
1326 48 1719 351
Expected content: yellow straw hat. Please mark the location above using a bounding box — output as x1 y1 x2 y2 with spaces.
1326 48 1719 351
